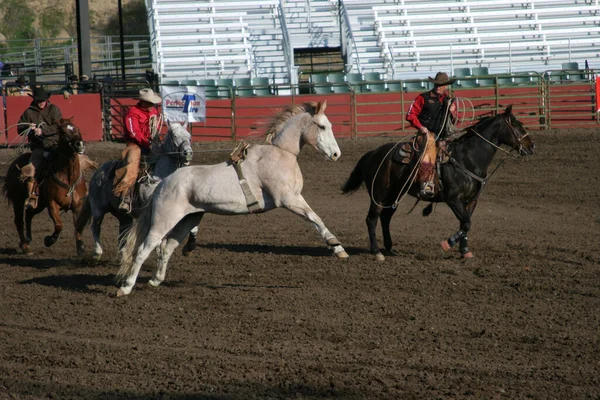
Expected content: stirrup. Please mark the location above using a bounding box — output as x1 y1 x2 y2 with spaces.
118 197 132 213
419 182 435 198
26 196 38 210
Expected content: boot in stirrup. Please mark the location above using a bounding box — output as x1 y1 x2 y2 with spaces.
419 181 435 200
118 195 132 214
25 180 39 211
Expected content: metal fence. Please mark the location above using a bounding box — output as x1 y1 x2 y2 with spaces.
0 36 152 82
100 72 598 143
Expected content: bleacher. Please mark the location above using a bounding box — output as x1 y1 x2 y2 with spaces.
148 0 599 88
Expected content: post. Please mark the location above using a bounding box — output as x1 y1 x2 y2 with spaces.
76 0 92 78
118 0 126 80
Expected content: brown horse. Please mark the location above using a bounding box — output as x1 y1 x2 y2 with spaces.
3 118 90 255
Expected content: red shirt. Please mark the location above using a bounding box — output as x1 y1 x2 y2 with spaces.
124 102 160 150
406 91 456 131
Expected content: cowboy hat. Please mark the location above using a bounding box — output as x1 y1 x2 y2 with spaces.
29 86 52 102
428 72 456 86
139 88 162 104
16 75 28 84
69 74 79 81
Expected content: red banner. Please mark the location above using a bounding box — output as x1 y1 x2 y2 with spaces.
6 93 103 146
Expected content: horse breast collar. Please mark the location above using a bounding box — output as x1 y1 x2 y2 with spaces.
229 141 262 213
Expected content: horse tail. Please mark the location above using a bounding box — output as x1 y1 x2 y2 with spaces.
2 177 10 206
75 196 92 232
341 153 369 194
3 155 26 206
116 200 154 282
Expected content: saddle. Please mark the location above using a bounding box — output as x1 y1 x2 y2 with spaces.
391 135 451 165
391 135 453 197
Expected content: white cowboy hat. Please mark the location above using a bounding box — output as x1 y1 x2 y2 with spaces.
139 88 162 104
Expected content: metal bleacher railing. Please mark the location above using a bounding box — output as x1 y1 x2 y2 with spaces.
0 36 152 82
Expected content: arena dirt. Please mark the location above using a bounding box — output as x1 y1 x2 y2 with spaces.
0 129 598 399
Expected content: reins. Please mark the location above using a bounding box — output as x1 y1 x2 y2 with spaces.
449 116 527 202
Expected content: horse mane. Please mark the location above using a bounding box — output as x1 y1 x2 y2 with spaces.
453 114 497 144
264 102 318 142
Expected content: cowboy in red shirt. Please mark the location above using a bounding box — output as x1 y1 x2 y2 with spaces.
113 88 162 213
406 72 457 199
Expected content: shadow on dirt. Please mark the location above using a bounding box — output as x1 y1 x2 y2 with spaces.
0 256 80 269
202 242 372 256
20 273 116 293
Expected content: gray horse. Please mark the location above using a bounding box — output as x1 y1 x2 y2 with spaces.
116 101 347 296
81 122 194 260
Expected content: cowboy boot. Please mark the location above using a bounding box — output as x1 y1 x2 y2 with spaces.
118 187 133 214
417 162 436 199
419 181 435 199
25 179 39 210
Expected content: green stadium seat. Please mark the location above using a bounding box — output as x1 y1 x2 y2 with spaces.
386 81 403 92
215 78 234 98
363 71 386 92
196 79 218 99
404 81 425 92
345 72 364 93
311 74 331 94
252 77 272 96
328 72 350 93
235 77 254 97
561 62 579 70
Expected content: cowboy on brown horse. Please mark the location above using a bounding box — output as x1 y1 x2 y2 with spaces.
17 86 63 210
406 71 458 199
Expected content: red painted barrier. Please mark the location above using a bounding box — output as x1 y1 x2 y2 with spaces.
596 76 600 112
4 83 596 145
6 94 103 146
0 99 5 145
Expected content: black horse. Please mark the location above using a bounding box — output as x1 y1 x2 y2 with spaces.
342 105 535 260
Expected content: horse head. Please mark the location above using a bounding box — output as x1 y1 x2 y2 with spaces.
305 100 341 161
500 105 535 156
58 118 85 155
157 121 193 167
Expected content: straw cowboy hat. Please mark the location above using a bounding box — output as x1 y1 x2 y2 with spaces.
428 72 456 86
139 88 162 104
29 86 52 102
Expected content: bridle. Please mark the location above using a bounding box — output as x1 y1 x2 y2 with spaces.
158 129 192 167
472 116 529 157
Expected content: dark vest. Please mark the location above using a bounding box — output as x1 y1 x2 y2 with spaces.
417 91 450 139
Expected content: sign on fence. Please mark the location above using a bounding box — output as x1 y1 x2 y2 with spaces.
160 85 206 122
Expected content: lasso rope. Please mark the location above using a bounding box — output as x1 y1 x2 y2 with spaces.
1 122 48 162
367 95 470 209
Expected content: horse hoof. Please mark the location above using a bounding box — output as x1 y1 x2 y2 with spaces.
462 251 474 259
374 252 385 262
148 279 162 287
440 240 452 253
335 250 349 259
20 246 33 255
116 288 129 297
44 236 56 247
92 253 102 261
77 246 86 257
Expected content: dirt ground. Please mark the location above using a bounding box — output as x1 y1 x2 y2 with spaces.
0 128 598 400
